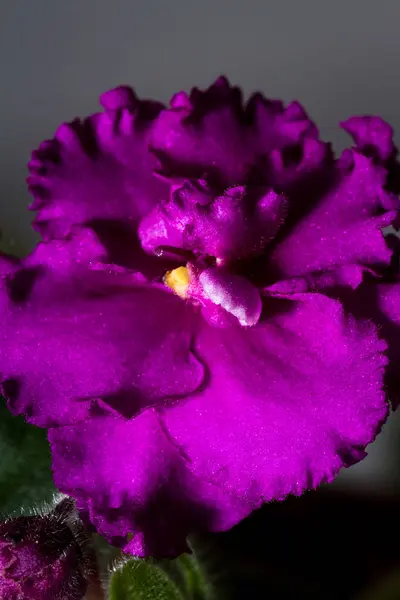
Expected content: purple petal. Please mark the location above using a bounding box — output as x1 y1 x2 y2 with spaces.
264 264 373 295
150 76 319 188
340 117 400 214
160 293 388 503
342 278 400 407
371 281 400 407
341 116 396 161
0 252 19 277
268 150 399 279
267 270 400 407
0 237 204 427
267 136 332 193
199 268 262 327
27 86 167 250
139 181 287 262
49 410 251 557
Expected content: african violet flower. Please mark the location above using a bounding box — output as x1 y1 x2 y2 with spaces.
0 497 95 599
0 77 400 557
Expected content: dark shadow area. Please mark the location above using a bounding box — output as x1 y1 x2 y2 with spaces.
197 487 400 599
89 218 180 278
5 265 43 303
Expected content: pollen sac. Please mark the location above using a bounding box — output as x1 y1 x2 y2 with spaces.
164 265 191 298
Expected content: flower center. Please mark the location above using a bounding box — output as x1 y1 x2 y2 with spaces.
164 266 190 298
163 263 262 328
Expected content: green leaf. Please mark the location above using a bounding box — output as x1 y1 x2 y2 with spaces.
109 559 185 600
177 554 214 600
0 400 56 515
159 552 215 600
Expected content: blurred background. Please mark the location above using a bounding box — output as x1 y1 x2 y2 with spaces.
0 0 399 501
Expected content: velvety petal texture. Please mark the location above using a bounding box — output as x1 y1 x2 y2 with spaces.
374 281 400 406
341 116 396 162
27 86 168 266
339 277 400 408
49 410 251 557
1 76 399 557
161 293 388 501
139 182 287 262
47 291 389 554
267 150 399 280
0 233 204 427
150 77 319 187
198 268 262 327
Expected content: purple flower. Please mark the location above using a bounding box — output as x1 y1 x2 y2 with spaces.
1 77 400 557
0 497 95 599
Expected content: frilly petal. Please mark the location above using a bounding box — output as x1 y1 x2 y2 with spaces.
161 292 388 503
340 277 400 407
341 116 396 162
0 235 204 427
139 181 287 262
150 76 320 188
49 410 251 557
268 149 399 280
340 117 400 219
267 270 400 407
27 86 168 262
264 264 374 295
267 135 332 187
373 281 400 406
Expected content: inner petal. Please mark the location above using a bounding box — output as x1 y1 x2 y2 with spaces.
139 181 287 263
199 268 262 327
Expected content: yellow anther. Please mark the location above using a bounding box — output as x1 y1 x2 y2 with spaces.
164 266 190 298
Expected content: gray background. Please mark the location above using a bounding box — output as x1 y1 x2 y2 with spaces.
1 0 399 492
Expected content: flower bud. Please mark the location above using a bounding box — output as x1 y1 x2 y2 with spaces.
0 497 96 599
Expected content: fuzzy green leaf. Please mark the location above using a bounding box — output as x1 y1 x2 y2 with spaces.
0 400 56 515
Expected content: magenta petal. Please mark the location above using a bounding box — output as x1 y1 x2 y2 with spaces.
49 410 251 557
27 86 167 244
0 253 19 291
161 293 388 503
373 282 400 406
341 116 400 214
268 136 332 192
24 226 108 270
343 279 400 407
139 182 287 262
341 116 396 162
264 265 373 295
0 240 204 427
269 150 399 279
268 272 400 407
199 268 262 327
150 76 319 187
